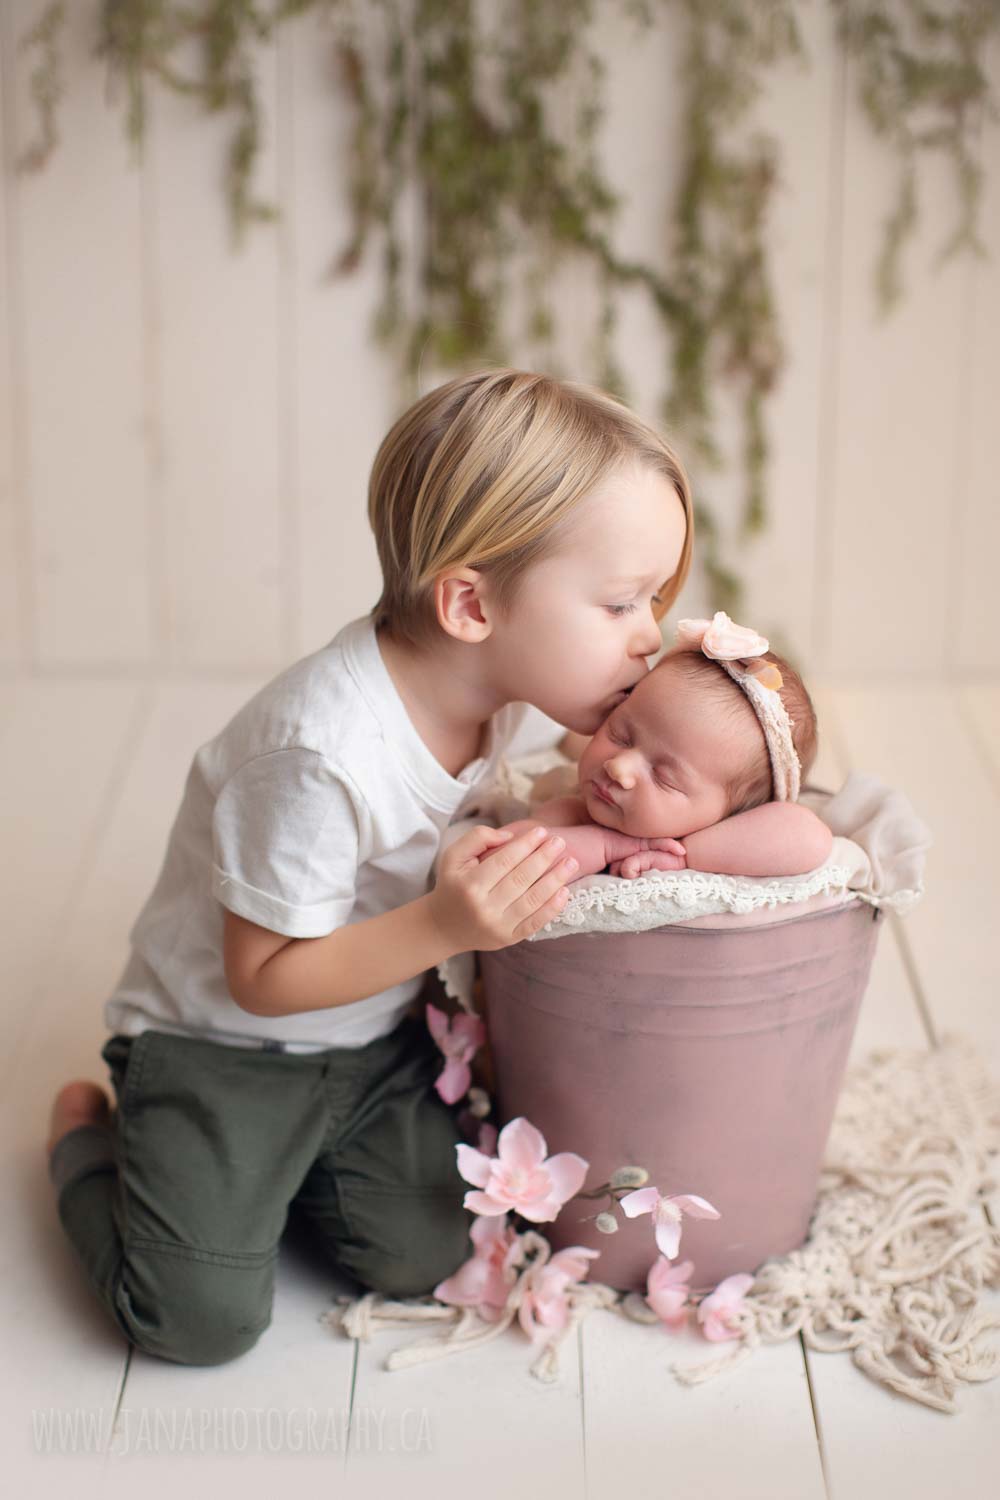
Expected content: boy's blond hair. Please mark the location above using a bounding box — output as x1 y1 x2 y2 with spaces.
367 368 694 649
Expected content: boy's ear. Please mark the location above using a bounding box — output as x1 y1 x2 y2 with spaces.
434 568 494 644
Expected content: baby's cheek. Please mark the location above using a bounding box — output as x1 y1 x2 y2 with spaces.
619 808 647 838
639 790 684 839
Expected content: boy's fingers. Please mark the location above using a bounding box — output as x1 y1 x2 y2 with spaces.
450 824 516 863
511 866 574 940
474 826 554 886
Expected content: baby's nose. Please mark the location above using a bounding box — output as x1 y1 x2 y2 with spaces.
606 754 637 790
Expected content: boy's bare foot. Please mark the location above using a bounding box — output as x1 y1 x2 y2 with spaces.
46 1081 112 1158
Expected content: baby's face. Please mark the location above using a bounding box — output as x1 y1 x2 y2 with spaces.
577 662 753 838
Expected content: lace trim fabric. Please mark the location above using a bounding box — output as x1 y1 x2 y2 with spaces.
534 862 857 929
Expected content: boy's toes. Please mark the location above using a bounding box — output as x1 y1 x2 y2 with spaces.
46 1080 112 1157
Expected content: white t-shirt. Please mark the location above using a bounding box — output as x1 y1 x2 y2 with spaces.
103 615 533 1052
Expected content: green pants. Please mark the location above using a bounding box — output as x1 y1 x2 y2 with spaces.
48 1012 473 1366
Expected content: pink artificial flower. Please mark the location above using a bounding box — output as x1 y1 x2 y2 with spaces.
697 1273 755 1342
433 1214 524 1323
456 1116 588 1222
620 1186 721 1259
518 1246 601 1344
425 1001 486 1105
676 612 769 662
645 1255 695 1330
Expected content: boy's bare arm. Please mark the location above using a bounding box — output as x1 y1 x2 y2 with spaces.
228 823 578 1018
229 894 454 1018
681 802 833 877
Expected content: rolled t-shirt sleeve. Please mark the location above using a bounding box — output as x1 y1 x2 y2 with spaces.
211 749 368 937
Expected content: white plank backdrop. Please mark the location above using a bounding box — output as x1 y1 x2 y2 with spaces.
2 7 1000 1489
1 0 999 680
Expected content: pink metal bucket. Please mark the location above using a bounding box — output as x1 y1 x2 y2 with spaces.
479 899 880 1293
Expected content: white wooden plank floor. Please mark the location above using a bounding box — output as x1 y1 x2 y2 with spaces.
3 675 998 1499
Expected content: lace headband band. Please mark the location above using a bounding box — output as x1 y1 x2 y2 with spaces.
675 613 801 803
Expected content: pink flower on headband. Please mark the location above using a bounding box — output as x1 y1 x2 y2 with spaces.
676 612 769 662
676 612 783 691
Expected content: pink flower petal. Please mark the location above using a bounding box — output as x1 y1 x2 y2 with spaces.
462 1190 512 1216
533 1288 571 1330
647 1287 688 1326
433 1255 490 1307
699 1310 741 1343
450 1013 486 1051
425 1001 450 1047
712 1272 755 1307
696 1271 754 1342
648 1256 694 1294
435 1057 471 1105
675 618 711 650
701 611 769 662
510 1195 563 1224
620 1186 660 1218
496 1117 547 1172
549 1246 600 1282
479 1265 518 1311
469 1214 510 1253
646 1252 693 1327
455 1143 493 1188
670 1193 721 1221
654 1219 682 1259
543 1151 589 1204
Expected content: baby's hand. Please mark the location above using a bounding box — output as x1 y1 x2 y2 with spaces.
647 836 686 859
608 847 687 880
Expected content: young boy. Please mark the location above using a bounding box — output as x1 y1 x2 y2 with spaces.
45 369 820 1365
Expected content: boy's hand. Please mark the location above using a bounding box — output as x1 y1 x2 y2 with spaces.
428 824 579 954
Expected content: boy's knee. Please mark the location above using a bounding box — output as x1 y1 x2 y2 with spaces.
359 1196 473 1300
114 1254 274 1366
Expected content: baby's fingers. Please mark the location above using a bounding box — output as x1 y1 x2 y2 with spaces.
649 837 685 855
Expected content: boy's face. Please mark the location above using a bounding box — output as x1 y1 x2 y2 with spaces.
577 663 751 838
483 461 687 735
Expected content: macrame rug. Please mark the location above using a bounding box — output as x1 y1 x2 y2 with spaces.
321 1035 1000 1414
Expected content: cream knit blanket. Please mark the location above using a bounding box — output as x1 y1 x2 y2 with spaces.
323 1037 1000 1414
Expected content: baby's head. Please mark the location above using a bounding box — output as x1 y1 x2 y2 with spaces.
577 640 819 839
366 368 694 734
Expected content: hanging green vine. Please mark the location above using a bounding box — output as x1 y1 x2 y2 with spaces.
13 0 64 171
13 0 1000 620
832 0 997 313
659 0 802 614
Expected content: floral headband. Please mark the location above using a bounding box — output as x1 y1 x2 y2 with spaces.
675 612 801 803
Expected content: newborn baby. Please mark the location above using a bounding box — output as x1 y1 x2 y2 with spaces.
486 615 833 881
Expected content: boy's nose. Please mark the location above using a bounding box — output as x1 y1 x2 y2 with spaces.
631 615 664 661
